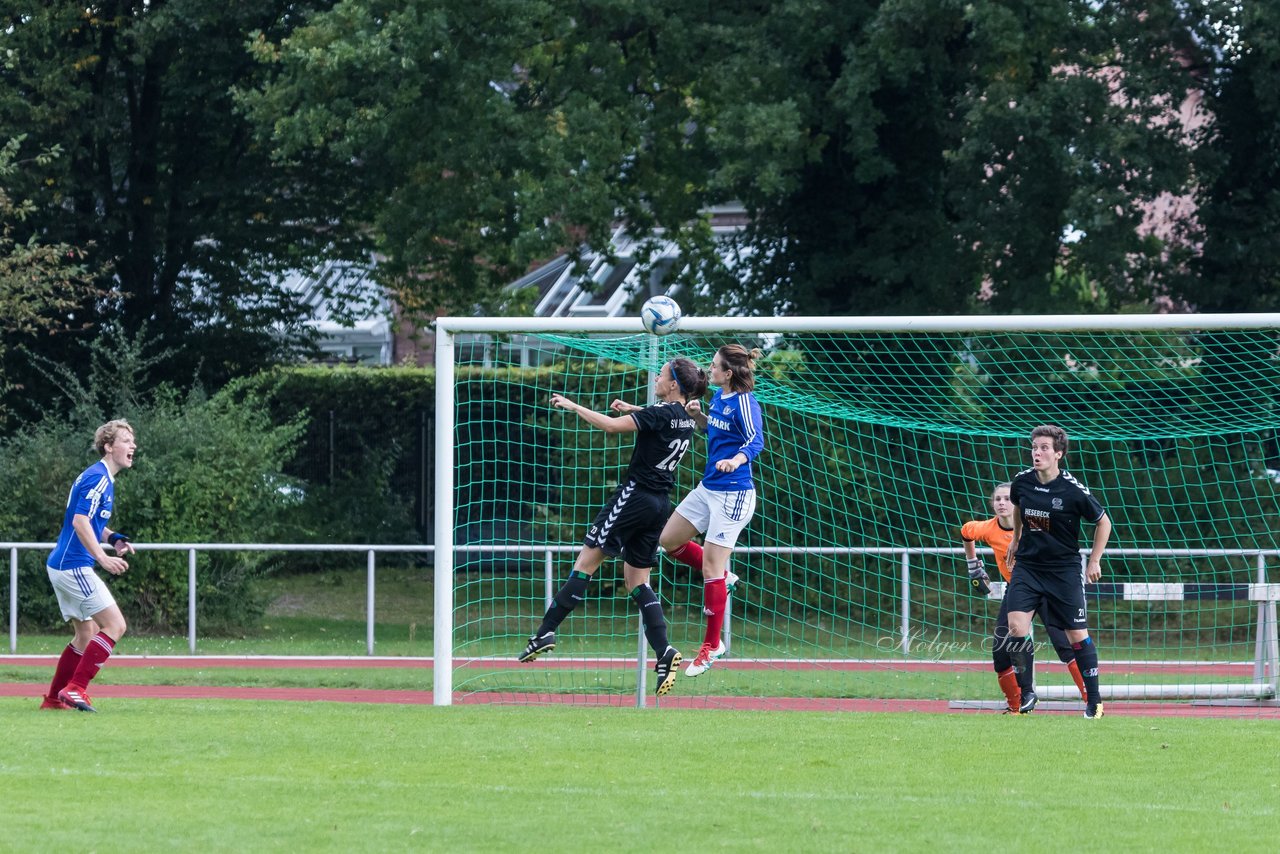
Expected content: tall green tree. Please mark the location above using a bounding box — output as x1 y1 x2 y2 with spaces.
0 135 103 424
0 1 358 419
723 1 1207 316
1184 4 1280 311
245 1 1212 319
238 0 729 317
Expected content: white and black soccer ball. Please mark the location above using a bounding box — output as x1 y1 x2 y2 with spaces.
640 295 682 336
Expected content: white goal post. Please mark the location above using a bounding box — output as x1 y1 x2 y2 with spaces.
433 313 1280 707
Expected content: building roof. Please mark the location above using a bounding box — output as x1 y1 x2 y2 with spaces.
515 205 747 319
277 259 392 364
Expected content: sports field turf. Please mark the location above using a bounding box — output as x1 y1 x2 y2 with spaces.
3 700 1277 851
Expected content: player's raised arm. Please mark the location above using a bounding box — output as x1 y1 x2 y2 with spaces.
550 393 638 434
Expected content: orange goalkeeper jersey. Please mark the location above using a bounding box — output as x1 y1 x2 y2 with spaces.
960 517 1015 582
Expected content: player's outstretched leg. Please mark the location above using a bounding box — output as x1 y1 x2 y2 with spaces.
517 570 591 662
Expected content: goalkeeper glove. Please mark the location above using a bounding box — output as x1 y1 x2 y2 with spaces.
967 558 991 596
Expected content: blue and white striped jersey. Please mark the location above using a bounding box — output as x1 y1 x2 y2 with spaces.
701 388 765 492
47 461 114 570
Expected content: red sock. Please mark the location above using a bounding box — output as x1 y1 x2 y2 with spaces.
997 666 1021 712
668 541 703 573
47 643 83 698
1067 658 1087 701
68 632 115 689
701 577 728 648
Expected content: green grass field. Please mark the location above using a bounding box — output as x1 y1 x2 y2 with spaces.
3 702 1277 851
5 568 1279 849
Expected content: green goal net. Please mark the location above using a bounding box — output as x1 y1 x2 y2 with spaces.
435 317 1280 715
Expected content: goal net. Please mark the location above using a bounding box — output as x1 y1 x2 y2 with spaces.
432 315 1280 715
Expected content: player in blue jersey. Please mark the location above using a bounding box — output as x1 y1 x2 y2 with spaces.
518 358 708 695
660 344 765 677
41 420 138 712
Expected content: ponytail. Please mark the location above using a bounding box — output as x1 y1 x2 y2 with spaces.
718 345 762 393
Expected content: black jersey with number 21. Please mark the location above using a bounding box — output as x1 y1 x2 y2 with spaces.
1010 468 1106 572
626 401 697 492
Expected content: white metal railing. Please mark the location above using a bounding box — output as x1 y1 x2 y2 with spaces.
4 543 1276 706
4 542 444 656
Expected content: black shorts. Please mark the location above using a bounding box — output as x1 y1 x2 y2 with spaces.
583 480 672 569
1004 565 1088 631
994 594 1074 662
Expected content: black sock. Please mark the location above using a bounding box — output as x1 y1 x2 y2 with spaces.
991 626 1013 673
1007 636 1035 693
537 571 591 635
1073 637 1101 705
629 583 669 656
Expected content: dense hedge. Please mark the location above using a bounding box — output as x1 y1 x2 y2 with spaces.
237 366 426 555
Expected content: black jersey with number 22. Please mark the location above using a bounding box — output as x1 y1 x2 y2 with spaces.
626 401 697 492
1009 468 1106 573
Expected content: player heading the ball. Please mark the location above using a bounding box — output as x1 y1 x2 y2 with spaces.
519 358 709 696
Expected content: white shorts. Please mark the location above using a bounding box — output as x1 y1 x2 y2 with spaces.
46 565 117 622
673 483 757 549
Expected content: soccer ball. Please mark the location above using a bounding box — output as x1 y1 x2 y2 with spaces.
640 295 682 336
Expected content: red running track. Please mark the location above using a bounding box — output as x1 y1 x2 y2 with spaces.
3 655 1278 716
0 655 1259 675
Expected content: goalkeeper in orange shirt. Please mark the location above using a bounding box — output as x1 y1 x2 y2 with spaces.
961 482 1086 712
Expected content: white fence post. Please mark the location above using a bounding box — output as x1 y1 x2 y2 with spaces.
1255 553 1279 690
367 550 376 656
188 548 197 654
9 547 17 654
